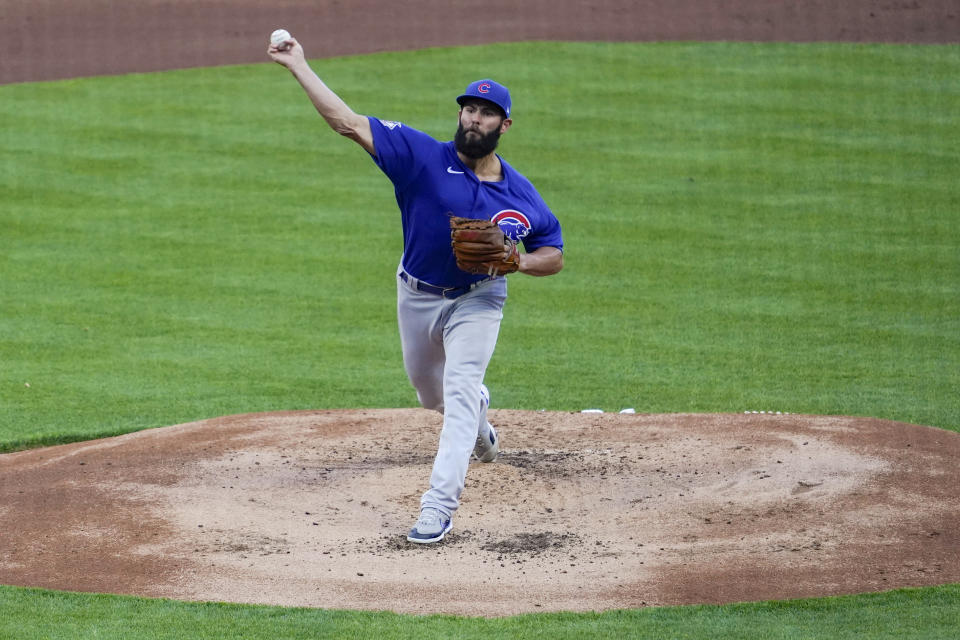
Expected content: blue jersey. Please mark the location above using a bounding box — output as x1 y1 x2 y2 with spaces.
368 116 563 288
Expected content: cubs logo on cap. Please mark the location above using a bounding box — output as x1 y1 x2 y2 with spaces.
457 79 511 118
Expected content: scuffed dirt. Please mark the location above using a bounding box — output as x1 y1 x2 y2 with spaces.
1 410 958 616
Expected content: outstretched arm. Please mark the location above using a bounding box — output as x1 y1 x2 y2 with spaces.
268 37 375 155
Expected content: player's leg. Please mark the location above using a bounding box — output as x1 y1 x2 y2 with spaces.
397 270 445 412
419 280 507 517
399 271 459 543
398 286 497 463
474 383 499 462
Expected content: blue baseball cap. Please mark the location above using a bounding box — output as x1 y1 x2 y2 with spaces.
456 79 511 118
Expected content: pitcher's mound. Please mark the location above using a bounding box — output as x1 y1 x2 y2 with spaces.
1 409 958 616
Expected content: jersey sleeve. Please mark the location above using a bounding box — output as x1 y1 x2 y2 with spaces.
367 116 436 192
516 178 564 253
522 206 564 253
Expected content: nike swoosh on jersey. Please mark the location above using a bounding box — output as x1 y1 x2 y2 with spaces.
446 166 465 174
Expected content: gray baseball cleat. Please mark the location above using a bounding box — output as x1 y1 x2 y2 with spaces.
473 384 500 463
407 507 453 544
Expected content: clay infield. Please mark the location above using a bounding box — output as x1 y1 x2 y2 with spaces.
1 0 958 618
2 410 959 615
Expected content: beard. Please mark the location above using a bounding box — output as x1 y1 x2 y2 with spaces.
454 122 502 159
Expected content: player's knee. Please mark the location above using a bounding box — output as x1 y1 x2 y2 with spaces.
416 389 444 413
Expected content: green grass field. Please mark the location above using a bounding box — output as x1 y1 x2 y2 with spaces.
2 584 959 640
1 41 958 638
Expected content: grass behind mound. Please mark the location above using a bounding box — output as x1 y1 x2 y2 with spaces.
1 42 958 450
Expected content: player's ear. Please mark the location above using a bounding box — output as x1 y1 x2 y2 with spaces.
500 118 512 134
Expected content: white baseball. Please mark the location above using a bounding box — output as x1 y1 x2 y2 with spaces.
271 29 292 50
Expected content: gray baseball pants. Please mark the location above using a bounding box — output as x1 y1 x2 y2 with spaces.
396 265 506 518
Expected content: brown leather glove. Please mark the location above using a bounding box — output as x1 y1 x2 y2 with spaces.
450 216 521 276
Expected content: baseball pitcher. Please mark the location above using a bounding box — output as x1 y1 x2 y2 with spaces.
268 34 564 544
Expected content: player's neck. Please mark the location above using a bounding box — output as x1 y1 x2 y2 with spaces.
458 151 503 182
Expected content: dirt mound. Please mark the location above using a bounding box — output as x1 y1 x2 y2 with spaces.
1 409 957 616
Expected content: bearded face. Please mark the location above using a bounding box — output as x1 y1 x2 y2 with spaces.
454 120 503 159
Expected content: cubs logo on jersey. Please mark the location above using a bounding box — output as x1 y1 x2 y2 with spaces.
491 209 531 242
